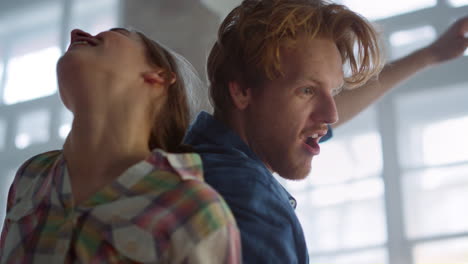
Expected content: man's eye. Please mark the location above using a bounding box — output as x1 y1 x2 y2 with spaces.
302 87 314 95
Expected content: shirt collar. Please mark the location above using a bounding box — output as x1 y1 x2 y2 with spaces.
185 112 298 209
148 149 204 181
184 111 263 162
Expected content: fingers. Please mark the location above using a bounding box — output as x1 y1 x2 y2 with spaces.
459 17 468 48
456 16 468 35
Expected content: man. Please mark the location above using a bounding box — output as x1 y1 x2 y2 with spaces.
184 0 468 262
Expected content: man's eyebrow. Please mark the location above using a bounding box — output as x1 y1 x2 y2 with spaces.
295 77 320 86
332 82 345 96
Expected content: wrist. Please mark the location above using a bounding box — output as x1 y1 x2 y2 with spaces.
417 46 439 67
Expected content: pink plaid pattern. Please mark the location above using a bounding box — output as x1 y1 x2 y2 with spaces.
0 149 241 263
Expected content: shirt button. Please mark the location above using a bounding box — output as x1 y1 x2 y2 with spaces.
289 198 297 208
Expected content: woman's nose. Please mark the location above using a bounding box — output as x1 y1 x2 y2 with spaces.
70 29 92 42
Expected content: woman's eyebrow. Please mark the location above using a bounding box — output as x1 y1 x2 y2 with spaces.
109 27 131 36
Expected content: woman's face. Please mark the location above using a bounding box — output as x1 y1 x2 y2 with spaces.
57 28 155 112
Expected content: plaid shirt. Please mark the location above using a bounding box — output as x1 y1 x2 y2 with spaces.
0 149 241 263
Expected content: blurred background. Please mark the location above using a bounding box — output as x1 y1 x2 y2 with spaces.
0 0 467 263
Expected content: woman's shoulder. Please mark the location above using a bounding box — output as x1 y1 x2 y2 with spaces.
138 149 239 262
18 150 62 170
9 150 63 203
82 149 240 263
14 150 62 182
144 148 236 225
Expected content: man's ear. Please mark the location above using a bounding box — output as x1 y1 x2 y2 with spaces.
229 81 251 110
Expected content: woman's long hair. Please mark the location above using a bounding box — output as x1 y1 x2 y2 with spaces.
137 32 203 153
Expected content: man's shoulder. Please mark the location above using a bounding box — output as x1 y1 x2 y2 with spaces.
194 146 286 203
197 146 268 181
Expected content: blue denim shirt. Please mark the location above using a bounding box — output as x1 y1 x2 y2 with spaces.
184 112 332 263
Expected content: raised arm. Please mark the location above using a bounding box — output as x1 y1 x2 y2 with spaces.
333 16 468 128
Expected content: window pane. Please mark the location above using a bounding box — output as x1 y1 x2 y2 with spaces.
289 131 382 188
285 106 381 192
422 116 468 166
0 169 16 231
413 238 468 264
285 107 386 253
0 119 5 151
341 199 387 248
15 109 50 149
1 1 60 105
0 1 60 35
390 26 436 59
0 61 3 94
311 248 388 264
298 195 386 252
69 0 119 35
448 0 468 7
59 108 73 139
309 141 355 185
340 0 436 20
1 47 4 103
403 164 468 238
397 83 468 168
308 178 384 207
4 29 60 105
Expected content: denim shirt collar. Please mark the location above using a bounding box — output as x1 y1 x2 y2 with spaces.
184 112 262 161
184 111 296 208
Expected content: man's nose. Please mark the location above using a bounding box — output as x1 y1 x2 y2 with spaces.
314 93 339 125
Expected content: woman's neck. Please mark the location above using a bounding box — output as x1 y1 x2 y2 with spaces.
63 107 152 204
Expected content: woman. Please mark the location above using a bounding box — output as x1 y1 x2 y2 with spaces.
0 28 240 263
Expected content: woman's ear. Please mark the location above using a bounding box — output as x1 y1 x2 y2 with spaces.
143 69 176 86
142 69 166 86
168 72 176 85
228 81 251 110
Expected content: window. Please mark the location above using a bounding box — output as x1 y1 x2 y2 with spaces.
396 83 468 260
0 169 16 231
339 0 437 20
69 0 119 35
0 119 5 151
285 107 388 262
0 1 467 264
0 0 119 227
397 83 468 168
422 116 468 166
311 249 388 264
1 4 61 105
4 46 60 105
403 165 468 238
448 0 468 7
414 238 468 263
59 108 73 139
390 26 436 59
15 109 50 149
0 48 4 96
